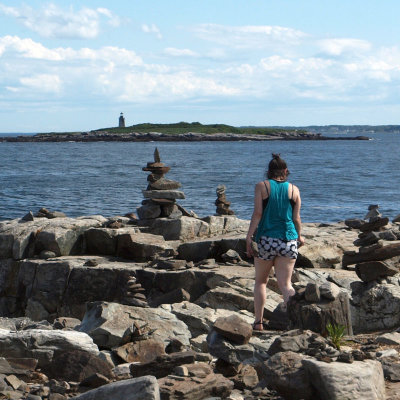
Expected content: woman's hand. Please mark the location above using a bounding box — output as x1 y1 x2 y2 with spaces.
246 236 254 257
297 235 305 247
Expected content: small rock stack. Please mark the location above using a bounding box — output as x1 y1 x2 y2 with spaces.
123 275 148 308
137 148 185 220
215 185 234 215
343 205 400 281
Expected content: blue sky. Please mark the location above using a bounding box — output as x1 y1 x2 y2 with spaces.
1 0 400 132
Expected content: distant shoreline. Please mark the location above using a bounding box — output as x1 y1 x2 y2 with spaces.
0 132 370 142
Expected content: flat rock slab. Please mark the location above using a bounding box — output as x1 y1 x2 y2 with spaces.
355 260 398 282
0 216 105 260
359 217 389 232
376 332 400 345
213 314 252 345
0 329 98 368
130 351 196 379
142 190 185 200
302 359 386 400
116 232 176 261
78 301 191 349
73 376 160 400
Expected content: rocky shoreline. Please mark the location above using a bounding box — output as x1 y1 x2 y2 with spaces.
1 151 399 399
0 130 370 142
0 203 400 399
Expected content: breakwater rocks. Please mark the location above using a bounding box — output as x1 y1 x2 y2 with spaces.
1 207 400 399
1 131 370 142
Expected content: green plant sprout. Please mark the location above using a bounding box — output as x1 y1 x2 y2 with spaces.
326 322 345 350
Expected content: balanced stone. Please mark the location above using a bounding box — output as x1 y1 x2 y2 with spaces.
143 190 185 200
215 185 234 216
137 148 185 220
148 178 181 190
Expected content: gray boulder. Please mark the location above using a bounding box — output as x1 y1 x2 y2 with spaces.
78 302 191 349
351 282 400 333
262 351 315 400
0 329 98 368
72 376 160 400
303 359 386 400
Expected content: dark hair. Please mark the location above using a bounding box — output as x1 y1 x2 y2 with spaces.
266 153 289 179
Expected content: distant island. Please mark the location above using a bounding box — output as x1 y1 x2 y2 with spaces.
1 122 371 142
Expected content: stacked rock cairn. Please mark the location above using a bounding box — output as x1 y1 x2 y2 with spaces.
215 184 235 215
344 204 400 282
137 148 185 220
122 273 148 308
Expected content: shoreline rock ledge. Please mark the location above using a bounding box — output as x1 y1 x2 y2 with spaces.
0 201 400 398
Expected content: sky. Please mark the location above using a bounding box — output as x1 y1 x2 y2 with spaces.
1 0 400 132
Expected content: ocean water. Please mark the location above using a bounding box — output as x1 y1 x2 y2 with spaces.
0 133 399 222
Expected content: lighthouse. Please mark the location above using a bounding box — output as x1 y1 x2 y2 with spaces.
119 112 125 128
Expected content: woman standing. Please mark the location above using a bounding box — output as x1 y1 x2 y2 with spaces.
246 154 304 331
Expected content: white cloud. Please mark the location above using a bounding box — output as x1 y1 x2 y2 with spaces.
0 36 143 65
142 23 162 39
192 23 307 48
20 74 62 93
318 38 371 56
164 47 199 57
0 3 120 39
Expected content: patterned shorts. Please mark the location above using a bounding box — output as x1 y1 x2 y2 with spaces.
257 236 298 260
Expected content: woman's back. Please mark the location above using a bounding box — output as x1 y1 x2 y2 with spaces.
256 179 297 241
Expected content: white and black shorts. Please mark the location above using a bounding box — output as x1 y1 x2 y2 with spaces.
257 236 298 260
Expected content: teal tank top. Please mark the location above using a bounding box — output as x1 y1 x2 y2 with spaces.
255 180 298 242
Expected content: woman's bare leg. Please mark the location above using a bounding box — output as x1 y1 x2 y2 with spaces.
254 257 274 329
274 256 296 304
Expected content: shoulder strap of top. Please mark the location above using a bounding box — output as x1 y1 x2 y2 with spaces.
264 180 269 197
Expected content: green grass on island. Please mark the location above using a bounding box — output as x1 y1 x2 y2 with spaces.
90 122 307 136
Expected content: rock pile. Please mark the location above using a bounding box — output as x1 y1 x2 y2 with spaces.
215 184 235 215
343 205 400 282
137 148 185 220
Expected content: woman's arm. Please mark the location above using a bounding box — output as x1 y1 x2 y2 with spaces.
292 185 304 247
246 182 264 257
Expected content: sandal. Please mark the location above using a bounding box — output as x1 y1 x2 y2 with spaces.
252 320 264 331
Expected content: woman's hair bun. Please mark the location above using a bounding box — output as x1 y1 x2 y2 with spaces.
272 153 281 160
